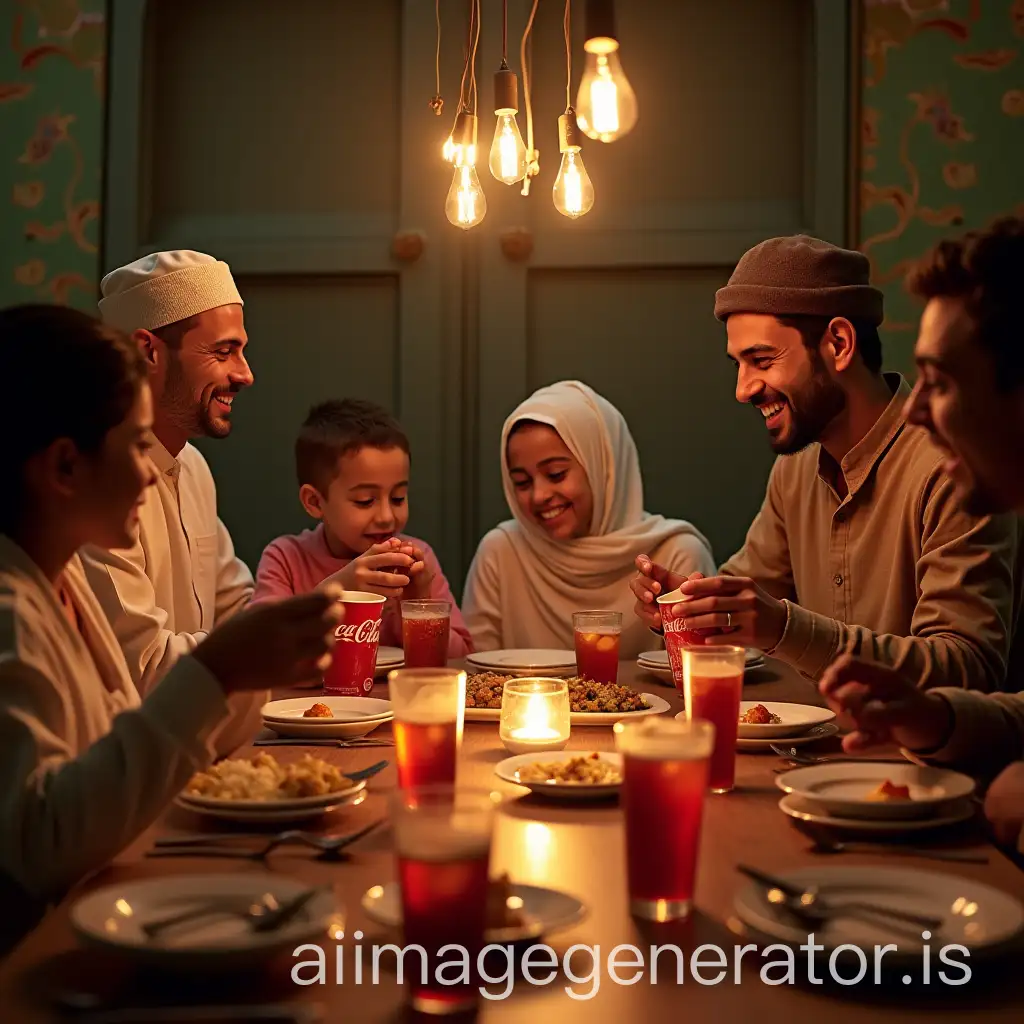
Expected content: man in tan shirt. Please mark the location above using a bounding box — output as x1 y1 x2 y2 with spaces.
632 234 1020 692
80 251 262 751
819 217 1024 852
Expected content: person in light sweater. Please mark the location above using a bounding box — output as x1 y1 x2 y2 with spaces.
79 250 264 753
816 217 1024 854
254 399 472 658
0 305 341 941
462 380 715 659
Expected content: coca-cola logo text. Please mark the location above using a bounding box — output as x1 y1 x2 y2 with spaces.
334 618 382 644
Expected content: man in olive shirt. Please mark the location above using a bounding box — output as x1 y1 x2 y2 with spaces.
631 234 1020 691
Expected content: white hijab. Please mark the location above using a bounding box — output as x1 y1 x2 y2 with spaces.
494 381 712 651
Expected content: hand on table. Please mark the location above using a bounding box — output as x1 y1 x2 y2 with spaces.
195 586 343 692
317 538 415 599
662 574 787 651
629 555 691 630
818 655 954 754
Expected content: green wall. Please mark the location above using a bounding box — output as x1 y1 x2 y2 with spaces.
0 0 106 310
861 0 1024 372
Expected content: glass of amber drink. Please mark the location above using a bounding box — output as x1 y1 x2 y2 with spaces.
388 668 465 790
401 600 451 668
392 786 499 1014
573 610 622 683
614 717 714 921
681 645 745 793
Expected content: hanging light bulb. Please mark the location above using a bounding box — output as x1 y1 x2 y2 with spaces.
443 110 477 167
575 0 638 142
445 114 487 229
552 108 594 219
488 62 527 185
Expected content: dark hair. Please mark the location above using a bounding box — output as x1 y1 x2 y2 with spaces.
0 304 147 533
295 398 410 493
906 215 1024 389
775 314 883 374
151 314 199 350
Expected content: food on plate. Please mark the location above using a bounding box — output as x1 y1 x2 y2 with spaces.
739 704 781 725
466 673 650 713
867 779 912 802
303 701 334 718
486 873 526 930
517 752 621 786
185 752 349 801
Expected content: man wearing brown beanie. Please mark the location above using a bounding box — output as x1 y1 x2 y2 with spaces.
631 234 1019 691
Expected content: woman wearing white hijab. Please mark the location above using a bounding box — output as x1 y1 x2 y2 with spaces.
463 380 715 658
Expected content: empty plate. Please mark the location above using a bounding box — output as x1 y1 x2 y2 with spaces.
466 649 577 676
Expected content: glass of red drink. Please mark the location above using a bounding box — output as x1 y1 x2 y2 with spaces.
681 645 745 793
401 600 451 668
572 610 622 683
392 785 499 1015
614 716 714 921
388 668 465 790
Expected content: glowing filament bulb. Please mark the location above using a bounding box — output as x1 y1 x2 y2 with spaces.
552 150 594 219
488 112 527 184
445 162 487 229
576 48 638 143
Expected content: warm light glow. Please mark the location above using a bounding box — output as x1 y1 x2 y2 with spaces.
442 134 455 162
445 163 487 229
552 150 595 219
444 136 477 168
489 112 527 184
576 50 638 143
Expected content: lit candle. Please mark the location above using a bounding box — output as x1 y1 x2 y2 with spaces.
499 679 571 755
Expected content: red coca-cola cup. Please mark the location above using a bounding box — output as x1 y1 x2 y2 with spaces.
323 591 386 697
657 587 705 695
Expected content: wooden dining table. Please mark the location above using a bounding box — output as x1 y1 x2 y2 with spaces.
2 657 1023 1021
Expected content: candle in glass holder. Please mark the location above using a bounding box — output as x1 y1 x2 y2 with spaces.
499 678 571 754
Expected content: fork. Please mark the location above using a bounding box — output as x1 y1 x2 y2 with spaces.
147 819 384 860
771 745 907 765
254 738 393 748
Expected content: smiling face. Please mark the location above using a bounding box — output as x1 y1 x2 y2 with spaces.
301 444 410 557
148 304 252 441
727 313 847 454
904 296 1024 514
506 422 593 541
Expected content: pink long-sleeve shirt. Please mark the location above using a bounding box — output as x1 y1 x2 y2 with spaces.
253 524 473 658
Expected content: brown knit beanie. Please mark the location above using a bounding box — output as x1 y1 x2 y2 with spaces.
714 235 884 325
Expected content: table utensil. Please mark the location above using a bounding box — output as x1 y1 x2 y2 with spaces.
253 738 393 748
799 824 988 863
56 992 323 1023
737 864 943 928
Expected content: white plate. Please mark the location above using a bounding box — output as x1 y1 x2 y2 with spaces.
175 780 366 823
776 762 976 820
466 693 671 726
779 793 977 833
638 648 763 668
495 751 622 799
362 881 586 943
375 646 404 676
734 865 1023 958
737 701 836 739
71 874 338 970
466 649 577 676
261 696 393 739
735 721 840 751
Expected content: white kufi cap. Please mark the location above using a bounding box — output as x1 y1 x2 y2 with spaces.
98 250 243 332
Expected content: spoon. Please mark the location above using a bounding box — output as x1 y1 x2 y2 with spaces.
804 831 988 864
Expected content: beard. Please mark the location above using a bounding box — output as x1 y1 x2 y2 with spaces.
162 355 234 440
771 352 847 455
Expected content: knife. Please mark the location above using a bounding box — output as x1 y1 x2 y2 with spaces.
250 887 327 933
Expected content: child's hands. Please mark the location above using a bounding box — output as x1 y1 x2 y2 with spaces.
402 544 434 599
318 539 413 599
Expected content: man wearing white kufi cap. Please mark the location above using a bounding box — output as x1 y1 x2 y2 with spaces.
81 251 263 750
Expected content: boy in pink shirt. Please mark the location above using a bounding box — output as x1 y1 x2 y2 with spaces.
254 399 473 658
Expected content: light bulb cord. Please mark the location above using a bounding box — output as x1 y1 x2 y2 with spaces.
435 0 442 100
520 0 541 194
564 0 571 110
502 0 508 63
469 0 481 114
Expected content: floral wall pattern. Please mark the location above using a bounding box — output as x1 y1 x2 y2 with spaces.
0 0 106 311
861 0 1024 370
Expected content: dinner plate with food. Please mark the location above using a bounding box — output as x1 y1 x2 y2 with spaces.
637 648 765 683
775 762 976 821
261 696 393 739
464 672 670 725
735 721 840 751
71 873 339 970
465 649 578 676
175 753 367 823
495 751 622 800
736 701 836 739
778 792 977 833
733 865 1023 962
361 874 586 945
